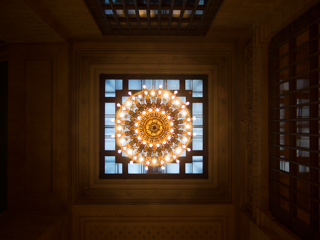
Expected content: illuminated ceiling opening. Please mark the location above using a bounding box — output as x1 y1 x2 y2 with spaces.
84 0 224 35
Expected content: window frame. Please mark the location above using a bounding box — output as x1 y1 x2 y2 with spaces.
99 74 208 179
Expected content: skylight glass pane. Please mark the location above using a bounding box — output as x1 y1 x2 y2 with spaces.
116 79 123 90
186 156 203 174
105 10 113 15
166 163 179 173
105 156 122 174
193 162 203 173
195 10 204 15
185 163 192 173
142 79 153 89
129 79 142 90
167 79 180 90
194 128 203 136
105 102 115 114
105 138 115 150
155 79 164 88
192 103 203 115
193 117 203 125
128 163 143 173
105 79 115 91
185 80 192 90
105 118 115 126
193 138 203 150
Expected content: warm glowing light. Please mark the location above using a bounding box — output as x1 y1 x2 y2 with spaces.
117 103 121 107
143 85 146 89
114 87 194 168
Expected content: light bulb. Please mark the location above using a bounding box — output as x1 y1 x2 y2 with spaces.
145 166 149 170
148 108 152 112
134 129 138 133
156 143 160 148
117 103 121 107
182 111 187 116
170 129 174 133
142 111 146 115
128 91 132 95
158 90 162 95
120 138 125 144
161 110 166 115
143 85 146 89
138 94 142 99
152 158 157 164
128 149 133 155
123 146 127 150
134 122 138 126
130 161 133 164
111 135 115 138
159 84 163 89
144 90 148 95
117 133 121 137
187 148 191 152
173 155 176 159
139 157 144 162
160 160 164 164
117 126 122 131
151 91 155 96
183 137 188 142
174 90 178 94
126 101 131 107
171 95 175 99
167 116 171 120
132 96 135 100
186 102 190 105
137 116 141 120
119 112 124 118
133 156 137 160
156 108 160 112
162 141 167 144
118 149 122 154
146 161 150 165
137 136 142 140
161 166 165 170
149 143 153 147
116 119 121 123
187 132 192 135
142 141 146 145
183 145 186 149
176 160 180 163
122 106 126 110
165 156 170 161
170 122 174 126
167 136 171 140
175 148 181 154
186 124 190 129
164 93 168 98
187 118 191 122
182 105 185 109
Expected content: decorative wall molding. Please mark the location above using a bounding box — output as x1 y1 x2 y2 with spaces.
72 47 233 204
241 31 259 221
80 216 227 240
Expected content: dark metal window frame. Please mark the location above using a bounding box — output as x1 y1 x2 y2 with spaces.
269 3 320 239
99 74 208 179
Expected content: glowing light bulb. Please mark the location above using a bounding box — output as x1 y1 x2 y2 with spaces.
156 143 160 148
134 122 138 127
149 143 153 148
142 141 146 145
164 93 169 98
186 102 190 105
132 96 135 100
134 129 138 134
170 129 174 133
175 148 181 154
182 111 187 116
170 122 174 126
173 155 177 159
187 132 192 135
186 124 190 129
187 118 191 122
146 161 150 165
123 146 127 150
122 106 126 111
182 105 185 109
117 133 121 137
176 160 180 163
116 119 121 123
162 141 167 144
158 90 162 95
159 84 163 89
151 91 155 96
138 94 142 99
174 100 179 105
119 112 124 118
137 116 141 120
111 119 115 122
126 101 131 107
144 91 148 95
111 135 115 138
137 136 142 141
143 85 146 89
167 116 171 120
161 166 165 170
120 138 125 144
128 149 133 155
145 166 149 170
182 145 186 149
128 91 132 95
160 160 164 165
165 156 170 161
161 110 166 115
139 157 144 162
183 137 188 142
117 103 121 107
167 136 171 140
117 149 122 154
156 108 160 112
174 90 178 94
148 108 152 112
130 161 133 164
152 158 157 164
187 148 191 152
142 111 146 115
171 95 175 99
133 156 137 160
117 126 122 131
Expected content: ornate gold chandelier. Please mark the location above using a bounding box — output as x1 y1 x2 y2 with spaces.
112 85 194 170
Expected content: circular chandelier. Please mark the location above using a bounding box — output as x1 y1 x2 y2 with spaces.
112 85 195 171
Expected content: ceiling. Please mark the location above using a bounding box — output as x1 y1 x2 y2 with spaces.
0 0 304 43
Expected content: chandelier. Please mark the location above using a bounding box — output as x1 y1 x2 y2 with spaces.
112 85 195 171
